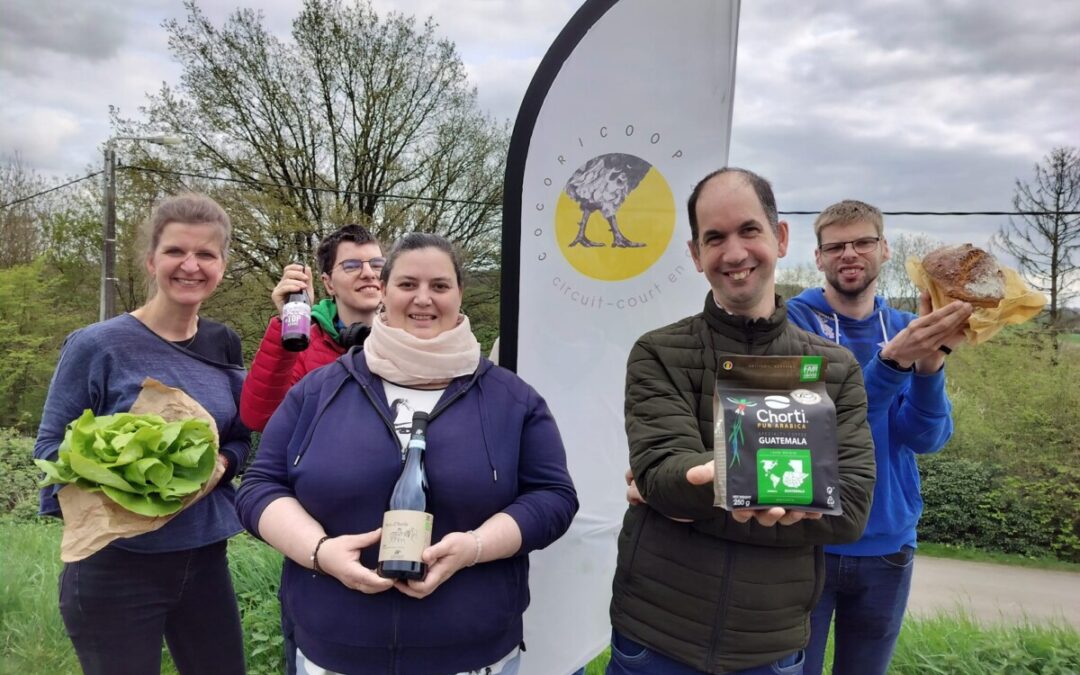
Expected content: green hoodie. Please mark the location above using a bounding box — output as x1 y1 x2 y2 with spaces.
310 299 340 339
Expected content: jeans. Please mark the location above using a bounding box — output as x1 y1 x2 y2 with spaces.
58 540 245 675
804 548 915 675
606 629 803 675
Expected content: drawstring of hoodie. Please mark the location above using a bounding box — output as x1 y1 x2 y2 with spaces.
475 379 499 483
829 310 890 345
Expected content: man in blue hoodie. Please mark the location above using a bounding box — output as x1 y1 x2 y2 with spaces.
786 199 972 675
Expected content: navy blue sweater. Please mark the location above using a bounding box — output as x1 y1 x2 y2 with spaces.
34 313 250 553
236 350 578 674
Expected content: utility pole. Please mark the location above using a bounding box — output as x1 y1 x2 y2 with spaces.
100 143 118 322
99 135 182 321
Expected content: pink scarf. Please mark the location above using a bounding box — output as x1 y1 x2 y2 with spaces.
364 313 481 386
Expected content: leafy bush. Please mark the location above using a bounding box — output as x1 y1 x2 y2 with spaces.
919 454 1080 563
0 258 96 433
0 428 41 519
919 456 998 549
914 326 1080 563
944 327 1079 472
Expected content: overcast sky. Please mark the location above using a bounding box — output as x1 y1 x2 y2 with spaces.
2 0 1078 268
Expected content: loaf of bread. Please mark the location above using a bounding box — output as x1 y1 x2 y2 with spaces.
921 244 1005 308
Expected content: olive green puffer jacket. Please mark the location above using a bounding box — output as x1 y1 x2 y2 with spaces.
611 294 875 673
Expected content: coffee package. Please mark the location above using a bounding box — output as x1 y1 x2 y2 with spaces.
712 355 842 515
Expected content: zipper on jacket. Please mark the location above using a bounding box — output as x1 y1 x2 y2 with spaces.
427 368 483 422
292 375 352 467
356 378 408 461
705 544 737 669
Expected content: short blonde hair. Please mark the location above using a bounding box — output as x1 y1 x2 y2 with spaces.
813 199 883 244
141 193 232 260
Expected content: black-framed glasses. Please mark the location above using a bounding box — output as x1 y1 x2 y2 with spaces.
337 257 386 273
818 237 881 256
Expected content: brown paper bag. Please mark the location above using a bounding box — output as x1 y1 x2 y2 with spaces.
906 258 1047 345
57 378 226 562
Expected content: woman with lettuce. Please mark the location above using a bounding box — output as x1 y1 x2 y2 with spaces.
33 193 249 675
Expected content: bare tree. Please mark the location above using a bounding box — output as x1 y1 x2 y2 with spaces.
993 147 1080 325
777 262 824 289
118 0 507 283
0 154 49 267
879 232 941 312
776 262 823 300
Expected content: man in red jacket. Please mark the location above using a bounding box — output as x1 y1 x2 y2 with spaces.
240 224 383 432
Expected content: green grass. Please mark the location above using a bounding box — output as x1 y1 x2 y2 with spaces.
0 519 78 675
585 613 1080 674
0 519 286 675
889 611 1080 674
919 542 1080 573
3 519 1079 675
228 533 287 675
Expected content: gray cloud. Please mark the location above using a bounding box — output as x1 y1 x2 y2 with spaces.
4 0 1077 264
0 0 131 71
728 0 1079 271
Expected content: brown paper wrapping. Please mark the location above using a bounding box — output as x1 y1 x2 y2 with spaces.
56 378 225 562
906 258 1047 345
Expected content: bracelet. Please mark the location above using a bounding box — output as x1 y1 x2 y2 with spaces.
466 530 483 567
311 535 330 575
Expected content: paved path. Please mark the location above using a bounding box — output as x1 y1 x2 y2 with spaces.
908 556 1080 628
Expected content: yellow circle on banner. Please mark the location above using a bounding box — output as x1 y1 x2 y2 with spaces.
554 154 675 281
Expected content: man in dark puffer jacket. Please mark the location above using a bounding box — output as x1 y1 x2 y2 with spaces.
608 168 876 675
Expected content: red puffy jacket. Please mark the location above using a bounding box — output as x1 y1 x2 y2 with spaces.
239 316 344 431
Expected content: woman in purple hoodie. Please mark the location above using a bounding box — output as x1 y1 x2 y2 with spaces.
236 233 578 675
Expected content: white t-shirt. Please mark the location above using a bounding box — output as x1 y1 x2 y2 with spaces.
382 382 444 453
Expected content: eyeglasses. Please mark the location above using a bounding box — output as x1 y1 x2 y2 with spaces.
818 237 881 256
336 257 386 273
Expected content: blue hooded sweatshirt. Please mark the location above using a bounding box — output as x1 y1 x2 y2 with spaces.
787 288 953 556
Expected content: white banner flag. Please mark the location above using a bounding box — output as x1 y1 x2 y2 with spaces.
500 1 741 672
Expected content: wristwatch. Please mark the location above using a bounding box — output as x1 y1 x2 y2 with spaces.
878 353 914 372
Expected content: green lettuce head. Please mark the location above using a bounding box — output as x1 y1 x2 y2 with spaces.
35 410 218 517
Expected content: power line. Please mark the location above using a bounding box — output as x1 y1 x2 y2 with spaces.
0 171 103 210
132 165 1080 215
4 164 1078 218
123 164 500 208
781 210 1080 216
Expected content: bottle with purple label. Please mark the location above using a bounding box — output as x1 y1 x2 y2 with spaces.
281 288 311 352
